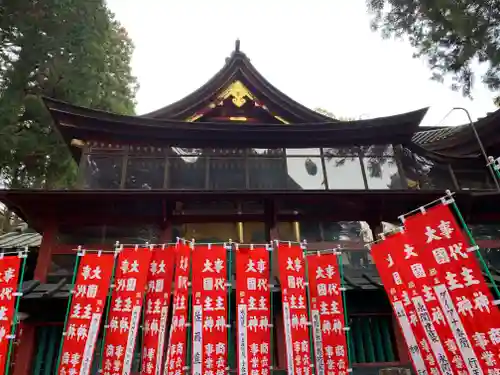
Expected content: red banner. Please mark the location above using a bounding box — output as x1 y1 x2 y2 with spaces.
0 255 22 375
101 248 151 375
236 245 271 375
141 246 175 375
57 252 114 375
191 245 228 375
163 243 191 375
371 234 442 375
307 253 349 375
405 203 500 373
277 243 311 375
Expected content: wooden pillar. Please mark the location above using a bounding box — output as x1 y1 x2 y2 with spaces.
366 220 382 241
274 313 287 369
34 220 57 282
12 322 36 375
265 199 286 368
15 220 58 375
265 199 279 280
159 221 173 243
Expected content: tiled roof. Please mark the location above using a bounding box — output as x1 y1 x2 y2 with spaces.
412 126 464 145
0 230 41 248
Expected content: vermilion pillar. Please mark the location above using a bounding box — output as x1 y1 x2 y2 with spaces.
13 220 57 375
34 220 57 282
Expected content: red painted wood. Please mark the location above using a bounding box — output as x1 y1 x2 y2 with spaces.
34 221 57 282
12 322 36 375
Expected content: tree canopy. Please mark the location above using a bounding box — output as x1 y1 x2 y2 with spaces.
0 0 138 190
367 0 500 104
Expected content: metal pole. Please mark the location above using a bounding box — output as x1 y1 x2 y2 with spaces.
452 107 500 190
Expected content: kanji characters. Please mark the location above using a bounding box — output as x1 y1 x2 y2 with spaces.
404 244 418 259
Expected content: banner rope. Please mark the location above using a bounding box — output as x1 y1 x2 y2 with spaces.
97 243 121 372
4 248 28 375
55 245 84 373
397 192 456 222
301 240 317 373
336 247 353 372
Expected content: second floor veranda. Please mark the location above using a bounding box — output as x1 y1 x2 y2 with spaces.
79 142 496 192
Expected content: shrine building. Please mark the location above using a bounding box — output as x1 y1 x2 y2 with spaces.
2 40 500 375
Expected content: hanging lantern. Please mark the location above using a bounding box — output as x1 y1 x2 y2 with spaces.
305 157 318 176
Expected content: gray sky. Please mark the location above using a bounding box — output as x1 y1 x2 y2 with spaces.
106 0 498 127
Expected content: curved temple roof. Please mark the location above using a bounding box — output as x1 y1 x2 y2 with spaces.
43 42 431 152
44 96 428 149
41 40 500 161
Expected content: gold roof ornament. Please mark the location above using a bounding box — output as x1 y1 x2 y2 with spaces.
218 80 255 108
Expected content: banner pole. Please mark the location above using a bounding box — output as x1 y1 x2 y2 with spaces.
268 243 275 373
448 198 500 300
97 244 121 370
4 249 28 375
302 241 316 375
226 241 232 373
55 246 84 373
337 249 353 369
185 241 194 373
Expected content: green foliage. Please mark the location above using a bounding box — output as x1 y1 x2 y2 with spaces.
0 0 138 189
367 0 500 102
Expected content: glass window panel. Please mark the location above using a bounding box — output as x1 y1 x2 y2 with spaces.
361 144 394 156
208 158 246 189
286 148 321 156
248 157 288 189
400 148 454 190
168 157 206 189
205 148 246 157
182 223 238 242
169 147 203 157
286 157 325 190
128 145 165 156
278 222 296 241
454 169 494 190
322 221 366 241
339 249 375 269
299 221 322 242
363 157 401 189
125 158 165 189
324 157 365 189
323 146 361 157
83 154 123 189
248 148 284 156
243 222 266 243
